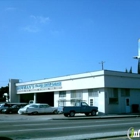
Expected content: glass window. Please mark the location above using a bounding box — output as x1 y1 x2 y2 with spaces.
44 104 49 108
75 102 80 106
108 88 119 104
90 99 93 106
109 98 118 104
39 105 44 108
121 89 130 97
58 100 66 106
59 91 66 97
30 105 38 108
81 102 88 106
71 90 77 98
113 88 118 98
88 89 99 97
71 90 83 98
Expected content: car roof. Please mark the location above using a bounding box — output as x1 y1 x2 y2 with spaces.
30 103 49 105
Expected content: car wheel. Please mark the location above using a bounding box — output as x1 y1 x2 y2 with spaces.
53 110 58 114
91 110 96 116
85 113 89 116
9 111 12 114
64 113 69 117
32 111 38 115
69 111 75 117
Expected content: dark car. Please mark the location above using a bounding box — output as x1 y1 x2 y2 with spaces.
2 104 26 114
63 102 98 117
0 103 12 113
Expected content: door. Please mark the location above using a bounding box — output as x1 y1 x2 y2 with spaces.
38 105 45 113
125 98 130 113
80 102 90 113
44 104 53 113
89 98 94 106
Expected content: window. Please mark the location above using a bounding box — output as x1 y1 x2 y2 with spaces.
59 91 66 97
121 89 130 97
58 100 66 106
71 90 83 99
30 105 38 108
70 90 83 106
81 102 88 106
90 99 93 106
71 90 77 98
40 104 49 108
75 102 80 106
39 105 44 108
88 89 99 97
109 88 118 104
109 98 118 104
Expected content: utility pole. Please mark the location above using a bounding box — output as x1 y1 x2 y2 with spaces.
99 61 105 70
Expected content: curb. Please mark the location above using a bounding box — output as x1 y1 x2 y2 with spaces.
52 114 140 120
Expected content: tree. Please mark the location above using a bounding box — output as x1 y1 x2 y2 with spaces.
125 68 128 73
0 85 9 102
129 66 132 73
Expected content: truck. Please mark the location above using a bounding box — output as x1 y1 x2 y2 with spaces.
63 102 98 117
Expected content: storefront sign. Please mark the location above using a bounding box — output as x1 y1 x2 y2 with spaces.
17 81 62 92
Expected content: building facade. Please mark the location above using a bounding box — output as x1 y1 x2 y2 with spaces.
9 70 140 114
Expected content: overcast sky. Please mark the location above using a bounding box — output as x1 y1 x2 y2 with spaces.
0 0 140 87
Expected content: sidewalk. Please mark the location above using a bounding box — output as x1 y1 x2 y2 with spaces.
0 113 140 121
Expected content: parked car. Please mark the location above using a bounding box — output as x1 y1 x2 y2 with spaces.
2 104 27 114
0 103 11 113
18 103 58 115
63 101 98 117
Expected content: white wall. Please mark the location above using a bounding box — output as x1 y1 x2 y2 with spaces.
83 89 88 104
15 76 105 94
66 91 71 106
54 91 59 107
98 89 105 114
104 71 140 89
61 76 104 91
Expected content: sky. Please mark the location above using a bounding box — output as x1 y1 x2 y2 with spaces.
0 0 140 87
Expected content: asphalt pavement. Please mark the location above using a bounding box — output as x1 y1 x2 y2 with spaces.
0 113 140 140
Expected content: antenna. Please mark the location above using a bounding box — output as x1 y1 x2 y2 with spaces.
99 61 105 70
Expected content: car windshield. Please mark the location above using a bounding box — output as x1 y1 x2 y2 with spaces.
29 104 38 108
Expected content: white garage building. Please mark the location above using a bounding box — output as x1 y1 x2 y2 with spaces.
9 70 140 114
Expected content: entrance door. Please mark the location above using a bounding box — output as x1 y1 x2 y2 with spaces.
89 98 94 106
125 98 130 113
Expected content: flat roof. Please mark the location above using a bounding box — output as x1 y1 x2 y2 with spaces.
15 70 140 86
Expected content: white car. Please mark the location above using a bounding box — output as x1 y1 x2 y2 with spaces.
18 103 58 115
